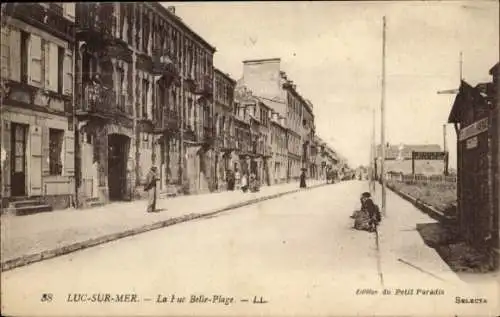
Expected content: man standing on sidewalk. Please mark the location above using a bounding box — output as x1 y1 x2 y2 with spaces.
145 166 159 213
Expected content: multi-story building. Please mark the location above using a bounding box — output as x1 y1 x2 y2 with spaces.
270 111 288 184
239 57 313 183
213 68 236 191
234 84 272 183
282 73 306 182
233 87 252 177
1 3 76 212
74 3 215 206
302 99 315 177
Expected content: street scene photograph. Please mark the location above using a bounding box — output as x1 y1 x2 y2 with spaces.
0 1 499 316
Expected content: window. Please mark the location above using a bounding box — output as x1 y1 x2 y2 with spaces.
49 129 64 175
57 46 64 93
1 26 9 79
20 31 29 83
142 79 148 118
29 34 43 85
64 3 75 20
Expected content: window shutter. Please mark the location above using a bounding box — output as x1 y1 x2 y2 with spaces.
48 42 59 92
8 28 21 82
64 132 75 176
43 40 50 89
63 49 73 95
30 126 43 196
42 127 50 176
2 121 11 196
64 3 75 20
1 26 10 79
29 34 43 86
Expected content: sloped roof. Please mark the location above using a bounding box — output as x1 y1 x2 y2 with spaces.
490 62 499 75
448 80 488 123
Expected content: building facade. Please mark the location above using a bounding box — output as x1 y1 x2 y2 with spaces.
448 63 498 256
233 89 252 177
1 3 76 211
282 74 306 181
213 68 236 191
270 112 288 184
74 3 215 207
302 99 315 177
238 58 316 183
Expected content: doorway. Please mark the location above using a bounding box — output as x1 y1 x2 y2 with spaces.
11 123 28 197
108 134 130 201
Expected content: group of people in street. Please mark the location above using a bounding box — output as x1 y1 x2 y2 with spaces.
143 165 312 213
351 192 381 232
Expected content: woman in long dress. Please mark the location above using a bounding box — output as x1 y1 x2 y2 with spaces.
145 166 158 213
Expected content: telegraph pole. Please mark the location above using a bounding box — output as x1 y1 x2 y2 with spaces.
380 16 387 216
370 107 376 194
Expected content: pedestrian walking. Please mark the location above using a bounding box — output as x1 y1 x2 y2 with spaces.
226 169 235 191
241 173 248 193
145 166 159 213
300 169 307 188
235 168 241 190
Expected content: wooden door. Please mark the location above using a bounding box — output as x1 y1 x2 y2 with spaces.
11 123 27 196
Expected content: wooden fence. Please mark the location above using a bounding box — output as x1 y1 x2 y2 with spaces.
388 173 457 184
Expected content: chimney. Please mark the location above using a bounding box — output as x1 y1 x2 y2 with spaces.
167 6 176 15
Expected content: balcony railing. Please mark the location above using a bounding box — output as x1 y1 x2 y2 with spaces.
77 83 116 118
194 75 213 97
154 108 179 133
152 49 178 78
76 3 114 39
8 3 74 42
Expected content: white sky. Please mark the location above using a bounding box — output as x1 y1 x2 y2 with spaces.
164 1 498 168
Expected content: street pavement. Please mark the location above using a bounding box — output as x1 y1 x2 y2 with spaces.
1 181 498 316
1 180 324 269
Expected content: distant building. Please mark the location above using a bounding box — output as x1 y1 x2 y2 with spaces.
375 143 446 177
238 58 313 182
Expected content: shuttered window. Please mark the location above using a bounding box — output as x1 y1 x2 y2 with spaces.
29 34 43 85
64 3 75 20
44 41 59 92
63 49 73 95
1 26 9 79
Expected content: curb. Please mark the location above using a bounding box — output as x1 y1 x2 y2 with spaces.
386 184 455 223
1 182 329 272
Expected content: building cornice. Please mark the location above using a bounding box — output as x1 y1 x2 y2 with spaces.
151 3 216 53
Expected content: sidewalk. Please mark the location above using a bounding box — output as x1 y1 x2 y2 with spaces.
1 180 325 271
372 184 465 287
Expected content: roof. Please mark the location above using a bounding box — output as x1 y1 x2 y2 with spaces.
490 62 499 75
376 144 442 159
243 57 281 64
152 3 216 53
448 80 488 123
214 68 236 84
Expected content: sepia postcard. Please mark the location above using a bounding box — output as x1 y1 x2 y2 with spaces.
0 1 499 316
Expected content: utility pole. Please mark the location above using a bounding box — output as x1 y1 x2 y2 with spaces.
370 107 376 194
380 16 387 216
443 124 448 175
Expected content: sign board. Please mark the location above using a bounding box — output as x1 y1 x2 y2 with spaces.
466 136 478 149
412 151 446 160
459 117 488 141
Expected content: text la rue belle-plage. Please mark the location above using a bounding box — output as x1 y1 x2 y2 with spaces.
61 293 268 305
